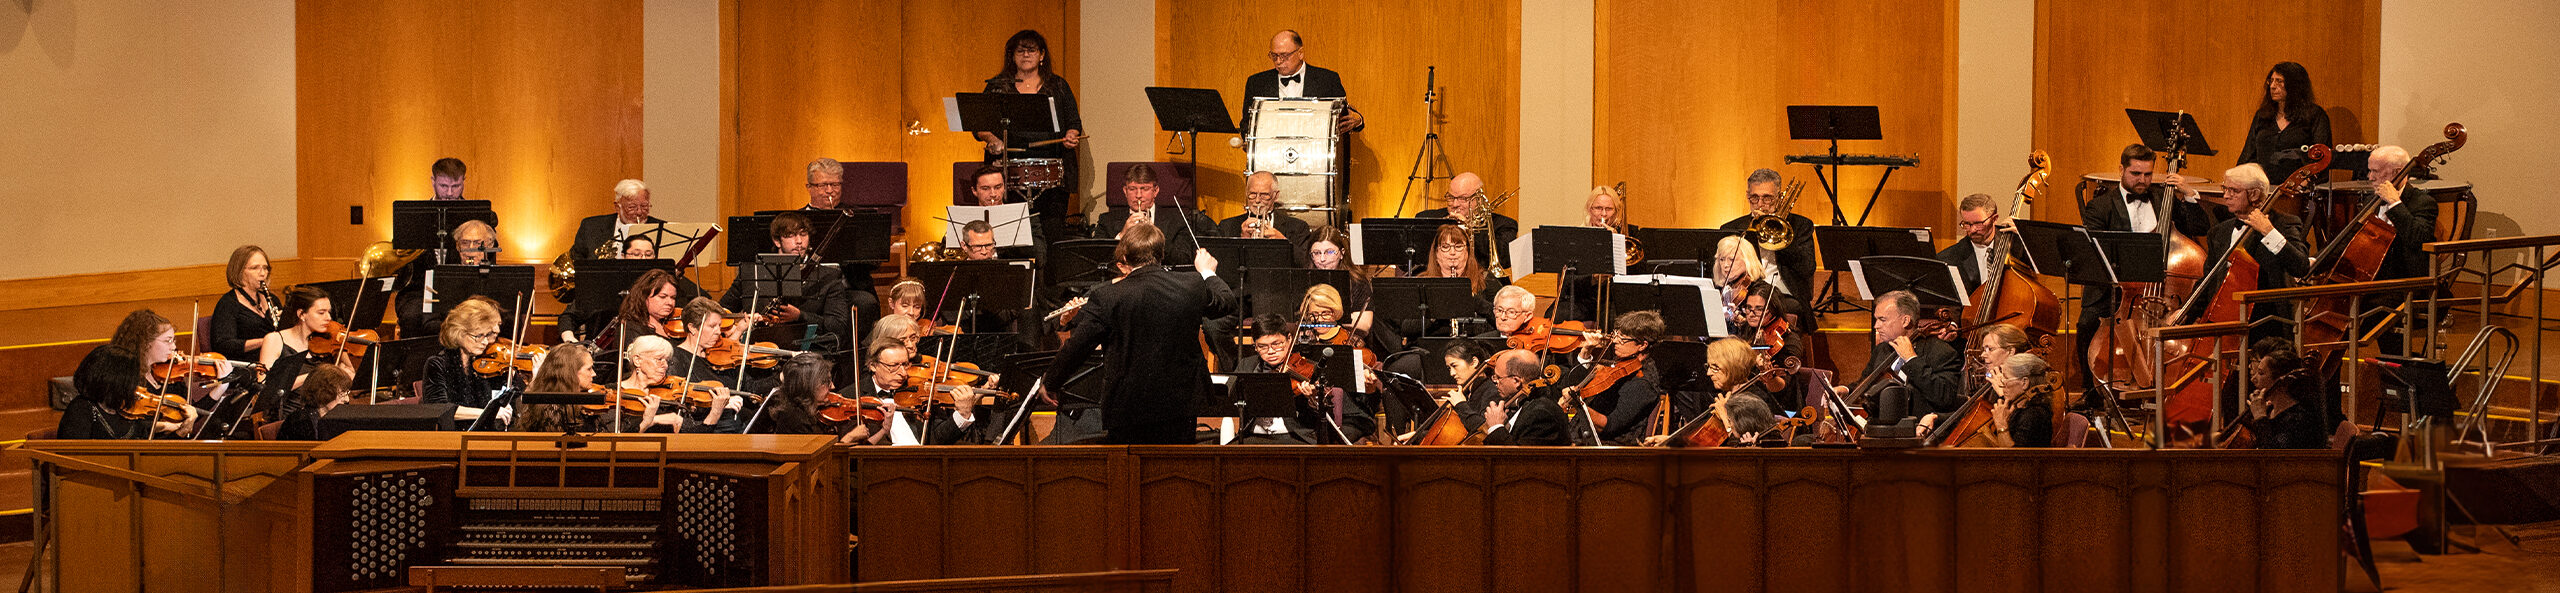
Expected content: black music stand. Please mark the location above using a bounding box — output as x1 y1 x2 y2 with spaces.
1517 226 1625 277
1144 87 1241 185
573 259 677 314
1351 217 1459 274
622 223 721 264
1848 255 1969 309
1041 238 1122 296
2009 220 2118 285
1786 105 1893 226
953 92 1062 202
1240 268 1351 321
2126 109 2218 157
755 209 892 264
724 214 776 266
1605 275 1723 337
912 260 1037 314
392 200 496 266
1810 226 1937 313
1648 339 1709 393
2086 231 2167 285
1373 277 1483 339
349 336 440 402
1631 227 1740 264
306 277 399 332
1205 373 1298 419
427 264 537 338
1196 237 1299 285
736 254 813 301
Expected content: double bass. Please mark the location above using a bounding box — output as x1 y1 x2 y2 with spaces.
2297 124 2467 358
1965 151 2065 354
2087 122 2211 415
2156 145 2331 441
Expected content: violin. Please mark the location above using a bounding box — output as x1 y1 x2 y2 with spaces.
664 316 740 341
122 388 192 423
581 386 661 416
652 377 729 409
910 355 998 387
469 338 548 377
306 321 379 358
706 340 798 371
1565 353 1647 430
151 353 262 383
817 392 895 424
1507 318 1590 354
1299 323 1379 367
916 319 964 336
1754 355 1801 395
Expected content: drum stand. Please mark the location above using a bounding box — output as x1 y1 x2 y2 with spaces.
1395 66 1451 219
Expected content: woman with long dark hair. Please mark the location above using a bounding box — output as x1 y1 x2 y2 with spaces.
975 30 1085 234
2235 62 2332 179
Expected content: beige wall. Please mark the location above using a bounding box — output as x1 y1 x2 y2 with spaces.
645 0 722 239
1078 0 1155 220
1519 0 1595 229
1 0 298 280
2381 0 2559 269
1956 0 2035 218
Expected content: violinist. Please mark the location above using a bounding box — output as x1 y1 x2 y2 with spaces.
516 343 598 434
755 353 866 442
669 299 771 421
1566 310 1666 445
2202 164 2312 344
2240 338 2330 449
854 341 977 446
561 235 701 342
1848 290 1964 424
2075 144 2214 394
1229 314 1374 445
612 336 706 433
1643 338 1775 447
718 212 854 348
257 286 346 425
1935 194 2005 293
602 268 683 350
1920 354 2060 448
422 296 509 424
1482 285 1592 385
61 312 206 439
276 365 356 441
1740 283 1806 410
1304 226 1381 335
1479 348 1568 446
1217 172 1310 244
885 280 926 320
1711 236 1766 328
1718 169 1816 297
211 245 281 362
869 314 923 355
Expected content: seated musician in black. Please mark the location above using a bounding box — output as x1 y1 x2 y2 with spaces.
1935 193 2006 294
608 336 713 433
2243 338 2331 449
1718 168 1817 298
667 297 760 432
850 341 977 446
210 245 281 362
720 213 851 351
514 344 600 434
562 235 701 342
1846 290 1964 425
1479 348 1568 446
1646 337 1778 447
421 296 508 426
1920 353 2061 448
1736 282 1809 410
61 312 204 439
1226 313 1377 445
2362 145 2441 355
1217 171 1311 245
2195 164 2311 345
1414 172 1517 271
1394 338 1496 443
396 219 501 339
1091 164 1213 261
1568 310 1667 446
277 365 356 441
753 353 864 442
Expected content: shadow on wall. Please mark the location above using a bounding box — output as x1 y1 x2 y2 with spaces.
2464 209 2529 279
1 0 76 68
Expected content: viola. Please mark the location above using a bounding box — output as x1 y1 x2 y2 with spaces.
1507 318 1590 354
911 355 997 387
122 388 191 423
469 338 547 377
652 377 729 409
664 316 740 341
1567 353 1647 430
151 353 261 382
1299 323 1379 368
581 387 661 416
816 392 894 424
307 321 379 358
706 340 797 371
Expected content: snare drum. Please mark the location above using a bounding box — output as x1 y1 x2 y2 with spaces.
1003 158 1066 190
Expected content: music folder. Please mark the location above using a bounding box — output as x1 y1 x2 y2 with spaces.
943 203 1036 248
1508 225 1625 281
1846 255 1970 308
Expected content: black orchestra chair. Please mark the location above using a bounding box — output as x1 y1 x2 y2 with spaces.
838 160 908 234
1104 162 1198 210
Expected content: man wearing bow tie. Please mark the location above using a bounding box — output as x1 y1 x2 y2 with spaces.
1243 30 1364 135
2074 143 2215 400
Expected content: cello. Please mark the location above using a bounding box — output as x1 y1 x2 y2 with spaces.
2151 145 2331 442
2087 122 2212 415
2297 124 2467 357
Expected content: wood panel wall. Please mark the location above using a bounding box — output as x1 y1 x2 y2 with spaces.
1596 0 1960 232
721 0 1078 245
1159 1 1522 222
296 1 646 264
854 447 2343 593
2033 0 2380 223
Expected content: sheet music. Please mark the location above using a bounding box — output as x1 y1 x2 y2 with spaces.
624 222 723 266
944 203 1036 248
1346 223 1368 265
1507 230 1630 281
943 97 964 132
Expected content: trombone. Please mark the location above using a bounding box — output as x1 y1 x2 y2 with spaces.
1745 178 1806 252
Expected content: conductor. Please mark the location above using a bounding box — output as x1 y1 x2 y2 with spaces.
1041 224 1239 444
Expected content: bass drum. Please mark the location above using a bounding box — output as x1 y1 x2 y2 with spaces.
1243 97 1345 229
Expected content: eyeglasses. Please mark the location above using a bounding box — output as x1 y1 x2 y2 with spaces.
1267 49 1299 62
1436 243 1467 253
1014 46 1042 55
965 242 997 250
873 360 911 369
805 181 842 189
1254 342 1290 353
1493 307 1531 317
469 329 500 341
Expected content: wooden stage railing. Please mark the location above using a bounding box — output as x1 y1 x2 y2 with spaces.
851 446 2345 593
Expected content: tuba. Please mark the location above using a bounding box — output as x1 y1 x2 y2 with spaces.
548 239 622 303
355 241 423 279
1746 178 1806 252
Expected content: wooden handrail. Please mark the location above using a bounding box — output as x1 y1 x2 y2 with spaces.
2148 321 2248 340
2424 234 2560 254
2236 277 2437 304
668 570 1182 593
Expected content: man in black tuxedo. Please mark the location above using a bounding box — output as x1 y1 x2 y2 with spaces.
1934 193 2004 293
570 179 665 259
2075 143 2214 395
1414 172 1517 270
2361 145 2441 355
1718 168 1817 298
1851 290 1963 425
718 213 851 352
852 342 977 445
1216 171 1312 244
1092 164 1214 263
2191 164 2311 345
1480 348 1568 446
1042 223 1238 444
1242 30 1364 134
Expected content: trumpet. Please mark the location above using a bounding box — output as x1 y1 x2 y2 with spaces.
1746 179 1805 252
1241 203 1284 239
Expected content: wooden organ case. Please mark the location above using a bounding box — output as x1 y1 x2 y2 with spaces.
298 432 848 592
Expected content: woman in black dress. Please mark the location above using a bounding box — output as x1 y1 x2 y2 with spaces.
2244 338 2332 449
976 30 1084 236
756 353 856 441
2235 62 2332 181
209 245 282 362
257 287 342 428
517 343 599 434
422 296 509 425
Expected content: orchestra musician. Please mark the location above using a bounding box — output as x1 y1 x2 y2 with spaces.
753 353 857 441
1556 185 1634 323
430 157 467 201
259 286 348 425
2235 62 2332 179
803 158 845 211
718 213 853 349
1425 224 1499 302
1566 310 1666 445
959 220 1003 261
569 179 663 260
668 298 752 391
1304 226 1381 335
1479 348 1569 446
1390 339 1495 444
1217 171 1311 244
1935 193 2005 292
397 218 501 338
60 311 206 439
1919 353 2061 448
1642 337 1775 447
610 336 691 433
2240 337 2332 449
1976 324 2026 373
1585 185 1633 232
979 30 1085 234
515 343 598 434
2075 143 2213 395
608 269 684 349
1849 290 1963 424
1719 169 1815 297
1093 165 1213 261
210 245 281 362
277 365 355 441
2364 145 2441 355
1738 282 1807 410
1228 313 1376 445
884 280 926 320
868 314 922 356
1711 235 1764 330
2202 163 2312 344
853 341 978 446
562 234 702 343
421 296 508 423
1245 29 1365 134
1042 224 1236 445
1415 172 1516 272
